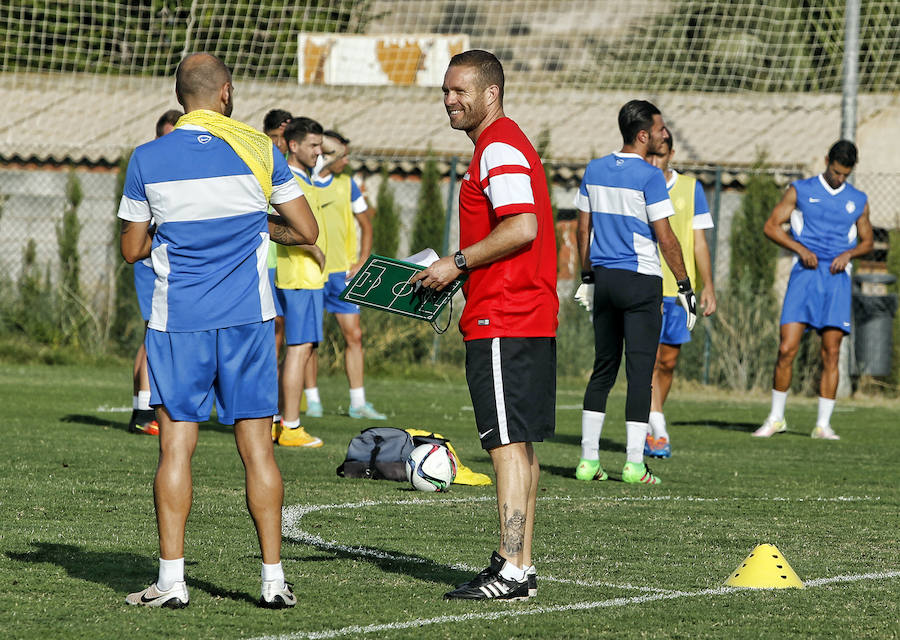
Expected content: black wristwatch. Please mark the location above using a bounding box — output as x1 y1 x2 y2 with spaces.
454 250 468 271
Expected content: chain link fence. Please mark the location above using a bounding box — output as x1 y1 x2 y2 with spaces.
2 160 899 387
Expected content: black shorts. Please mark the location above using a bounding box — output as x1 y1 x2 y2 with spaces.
465 337 556 451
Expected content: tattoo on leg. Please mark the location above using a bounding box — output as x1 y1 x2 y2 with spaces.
501 503 526 555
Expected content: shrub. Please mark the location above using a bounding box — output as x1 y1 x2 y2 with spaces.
412 151 445 254
372 168 401 258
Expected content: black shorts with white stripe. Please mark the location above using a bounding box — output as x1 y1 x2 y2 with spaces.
465 336 556 451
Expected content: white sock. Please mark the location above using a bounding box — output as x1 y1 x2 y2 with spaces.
132 395 139 410
349 387 366 408
498 558 526 582
526 564 536 576
769 389 788 420
648 411 668 439
157 557 184 591
625 421 648 464
137 390 152 411
816 397 835 428
304 387 320 404
282 418 300 429
274 413 282 423
580 410 605 460
261 561 285 585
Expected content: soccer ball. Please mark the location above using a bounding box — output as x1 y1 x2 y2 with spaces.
406 444 457 492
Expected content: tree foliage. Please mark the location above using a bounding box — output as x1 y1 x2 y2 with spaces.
412 152 445 255
729 155 781 295
0 1 373 79
372 168 400 258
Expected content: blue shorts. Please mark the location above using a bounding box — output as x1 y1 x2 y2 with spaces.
268 268 283 317
145 321 277 425
134 260 155 323
324 271 359 314
659 297 691 345
278 287 324 345
780 260 851 333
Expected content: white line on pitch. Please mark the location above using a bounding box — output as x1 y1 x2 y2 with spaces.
281 494 880 597
245 570 900 640
283 497 676 594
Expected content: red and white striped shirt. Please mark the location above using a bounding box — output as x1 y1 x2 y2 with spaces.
458 117 558 340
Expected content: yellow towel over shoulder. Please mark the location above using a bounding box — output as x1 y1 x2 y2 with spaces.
176 109 274 201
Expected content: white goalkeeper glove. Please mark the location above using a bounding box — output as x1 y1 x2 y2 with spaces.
574 283 593 312
575 270 595 312
676 277 697 332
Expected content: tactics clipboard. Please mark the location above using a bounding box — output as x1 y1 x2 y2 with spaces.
339 254 464 323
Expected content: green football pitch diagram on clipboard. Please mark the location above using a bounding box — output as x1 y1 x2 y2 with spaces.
339 253 464 323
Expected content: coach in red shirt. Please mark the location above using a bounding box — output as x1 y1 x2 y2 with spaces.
412 49 558 601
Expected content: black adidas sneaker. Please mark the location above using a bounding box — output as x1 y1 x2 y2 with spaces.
444 552 529 601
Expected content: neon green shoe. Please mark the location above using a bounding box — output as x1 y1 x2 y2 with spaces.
622 461 662 485
575 458 608 481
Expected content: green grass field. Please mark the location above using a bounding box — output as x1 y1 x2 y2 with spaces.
1 362 898 640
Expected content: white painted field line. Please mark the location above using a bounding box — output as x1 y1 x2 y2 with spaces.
283 497 675 594
281 495 880 597
246 571 900 640
95 405 132 413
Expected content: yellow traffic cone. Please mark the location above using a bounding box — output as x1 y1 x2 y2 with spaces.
725 543 805 589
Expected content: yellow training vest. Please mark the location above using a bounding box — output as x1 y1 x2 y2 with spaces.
660 171 698 297
316 174 358 274
275 169 328 290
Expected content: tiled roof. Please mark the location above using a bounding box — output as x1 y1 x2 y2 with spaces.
1 73 898 225
2 73 897 171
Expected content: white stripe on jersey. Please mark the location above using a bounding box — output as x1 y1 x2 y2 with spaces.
256 232 276 319
351 194 368 214
693 212 714 230
485 173 535 210
270 177 304 205
146 174 267 224
646 198 675 222
480 142 534 212
491 338 510 445
791 208 804 236
633 232 662 276
149 244 171 331
118 196 151 222
479 142 530 176
584 184 648 221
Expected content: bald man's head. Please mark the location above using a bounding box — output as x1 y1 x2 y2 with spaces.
175 53 233 116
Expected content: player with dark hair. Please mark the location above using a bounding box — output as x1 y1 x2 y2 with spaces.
754 140 873 440
119 52 318 608
573 99 695 486
645 132 717 457
413 49 558 601
128 108 183 436
262 108 294 428
301 129 384 420
263 109 293 155
272 116 327 447
155 109 182 139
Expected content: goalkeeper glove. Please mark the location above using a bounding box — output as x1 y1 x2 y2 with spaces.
676 277 697 332
574 283 593 312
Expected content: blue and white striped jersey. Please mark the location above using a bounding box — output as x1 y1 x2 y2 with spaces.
574 152 675 276
117 124 303 332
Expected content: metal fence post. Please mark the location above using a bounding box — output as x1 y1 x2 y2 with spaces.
703 167 723 386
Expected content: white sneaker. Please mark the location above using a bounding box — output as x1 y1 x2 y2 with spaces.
259 580 296 609
752 416 787 438
125 581 189 608
811 424 840 440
